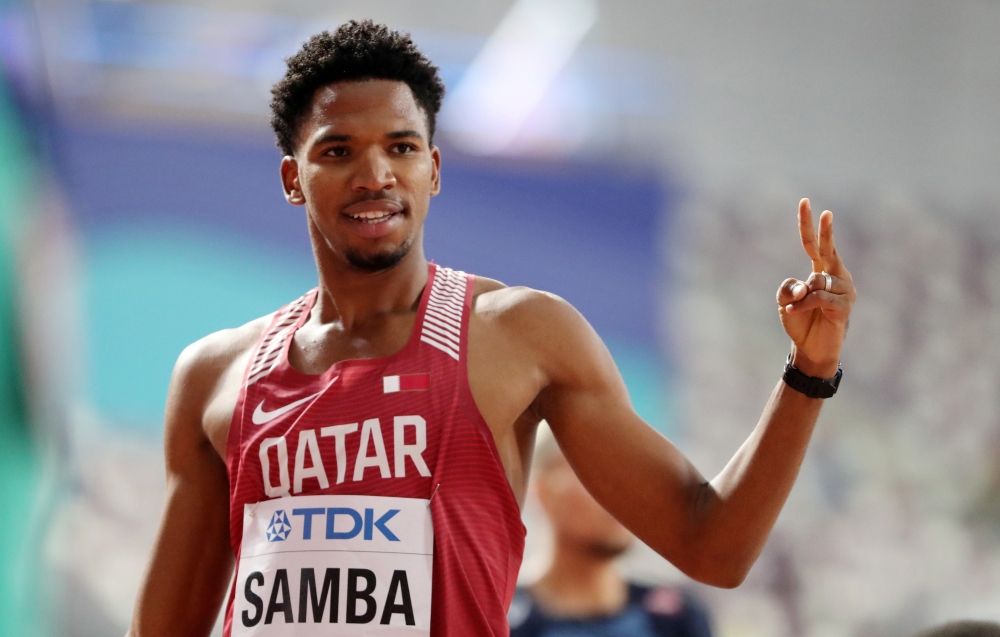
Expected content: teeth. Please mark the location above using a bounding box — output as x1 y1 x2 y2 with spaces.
349 211 395 222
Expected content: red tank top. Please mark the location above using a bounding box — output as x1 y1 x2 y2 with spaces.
223 263 525 636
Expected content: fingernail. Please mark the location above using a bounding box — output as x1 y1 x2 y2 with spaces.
792 283 805 297
785 304 795 313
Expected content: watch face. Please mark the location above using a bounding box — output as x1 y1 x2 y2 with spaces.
830 368 843 389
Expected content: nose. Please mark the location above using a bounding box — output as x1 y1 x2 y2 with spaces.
351 147 396 192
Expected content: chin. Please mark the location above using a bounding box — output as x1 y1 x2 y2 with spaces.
344 238 413 272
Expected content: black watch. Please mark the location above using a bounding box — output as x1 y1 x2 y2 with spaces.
782 354 842 399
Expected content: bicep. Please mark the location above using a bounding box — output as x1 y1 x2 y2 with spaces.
533 302 708 565
130 354 234 637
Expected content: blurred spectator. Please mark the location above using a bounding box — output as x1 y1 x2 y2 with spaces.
509 428 712 637
915 621 1000 637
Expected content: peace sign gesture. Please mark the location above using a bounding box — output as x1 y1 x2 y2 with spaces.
777 199 856 378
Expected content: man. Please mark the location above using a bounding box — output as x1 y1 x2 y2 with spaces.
509 428 713 636
127 20 856 637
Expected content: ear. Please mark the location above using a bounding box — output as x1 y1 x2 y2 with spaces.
429 145 442 197
280 156 305 205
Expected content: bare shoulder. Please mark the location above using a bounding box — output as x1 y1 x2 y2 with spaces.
472 276 586 334
173 313 273 394
470 276 604 377
166 313 275 459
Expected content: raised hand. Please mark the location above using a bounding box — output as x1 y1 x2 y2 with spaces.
776 199 856 378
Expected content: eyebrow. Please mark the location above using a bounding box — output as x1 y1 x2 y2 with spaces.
387 130 423 140
314 133 351 145
313 130 424 145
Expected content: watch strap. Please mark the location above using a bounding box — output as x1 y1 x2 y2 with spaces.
782 354 842 399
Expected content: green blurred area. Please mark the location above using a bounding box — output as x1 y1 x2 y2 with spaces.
0 77 43 636
82 224 316 429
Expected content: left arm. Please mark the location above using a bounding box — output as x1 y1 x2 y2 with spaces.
531 198 854 588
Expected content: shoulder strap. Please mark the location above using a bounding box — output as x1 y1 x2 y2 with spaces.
245 290 314 387
419 266 468 361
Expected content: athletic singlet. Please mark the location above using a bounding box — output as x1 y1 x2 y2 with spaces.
223 263 526 636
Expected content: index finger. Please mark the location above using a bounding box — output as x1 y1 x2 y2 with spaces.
798 198 823 272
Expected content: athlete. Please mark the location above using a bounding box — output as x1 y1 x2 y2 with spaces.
508 429 713 637
127 20 856 637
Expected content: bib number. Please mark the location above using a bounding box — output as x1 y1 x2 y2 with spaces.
233 495 433 635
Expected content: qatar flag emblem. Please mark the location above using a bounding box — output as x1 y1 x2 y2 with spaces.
383 373 431 393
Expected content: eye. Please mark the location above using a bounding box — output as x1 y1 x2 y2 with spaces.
326 146 349 157
392 143 417 154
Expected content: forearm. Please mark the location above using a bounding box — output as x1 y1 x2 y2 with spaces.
129 473 234 636
688 377 823 586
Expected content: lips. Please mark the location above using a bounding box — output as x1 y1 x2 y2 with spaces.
349 210 398 224
341 199 406 238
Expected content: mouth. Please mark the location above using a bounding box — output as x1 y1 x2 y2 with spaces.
340 200 407 239
342 199 405 226
346 210 400 225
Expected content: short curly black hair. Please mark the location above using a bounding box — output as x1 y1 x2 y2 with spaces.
270 20 446 156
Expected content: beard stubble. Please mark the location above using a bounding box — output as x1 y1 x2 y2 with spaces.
343 233 415 272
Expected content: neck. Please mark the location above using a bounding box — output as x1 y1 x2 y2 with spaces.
532 540 628 618
310 229 429 329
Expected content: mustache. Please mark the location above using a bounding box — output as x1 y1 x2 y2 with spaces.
340 191 406 212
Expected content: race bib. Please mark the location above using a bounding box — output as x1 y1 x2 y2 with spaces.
233 494 433 635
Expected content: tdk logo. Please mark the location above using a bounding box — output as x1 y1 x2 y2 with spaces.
269 507 401 543
266 510 292 542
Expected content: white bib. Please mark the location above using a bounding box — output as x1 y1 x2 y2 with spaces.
233 494 434 635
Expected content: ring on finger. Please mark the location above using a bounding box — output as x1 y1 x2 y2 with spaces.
821 271 832 293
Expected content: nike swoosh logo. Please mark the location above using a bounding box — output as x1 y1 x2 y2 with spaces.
252 392 322 426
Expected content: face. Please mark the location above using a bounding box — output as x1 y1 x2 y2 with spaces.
536 455 634 558
281 80 441 272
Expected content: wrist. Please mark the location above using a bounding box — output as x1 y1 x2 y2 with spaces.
783 352 842 399
789 346 839 378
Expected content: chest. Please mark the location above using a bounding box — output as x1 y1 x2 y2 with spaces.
240 360 452 504
287 312 417 375
207 277 543 503
209 351 535 518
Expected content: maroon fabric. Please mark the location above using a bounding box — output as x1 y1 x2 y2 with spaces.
223 263 526 636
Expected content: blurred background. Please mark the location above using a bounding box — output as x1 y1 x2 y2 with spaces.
1 0 999 635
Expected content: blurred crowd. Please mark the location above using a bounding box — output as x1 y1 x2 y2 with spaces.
671 185 1000 635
